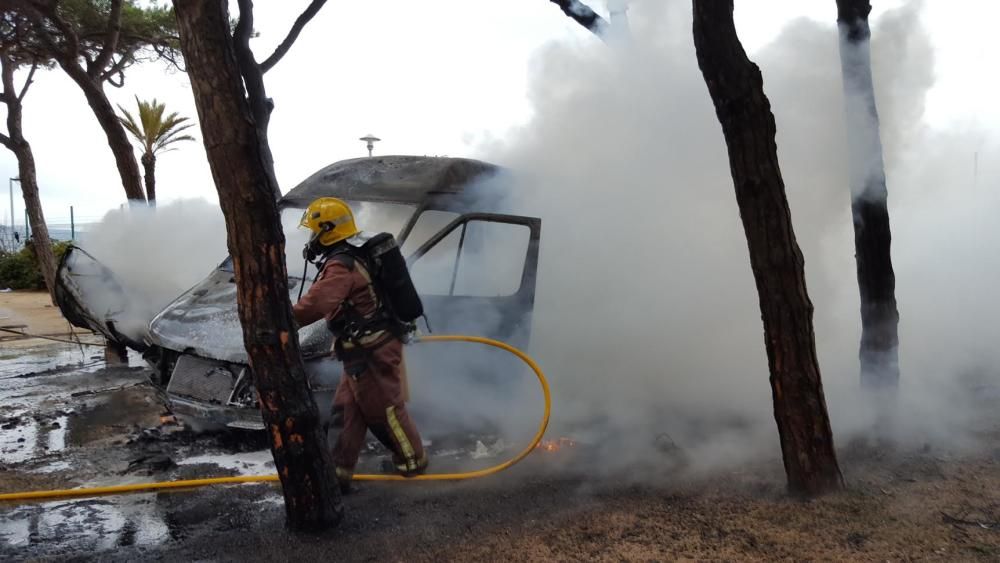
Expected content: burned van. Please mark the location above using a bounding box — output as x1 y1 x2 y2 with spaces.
55 156 541 430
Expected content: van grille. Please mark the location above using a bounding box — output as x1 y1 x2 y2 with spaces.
166 355 236 404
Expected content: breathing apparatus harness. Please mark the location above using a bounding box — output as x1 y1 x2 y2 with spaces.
298 225 427 363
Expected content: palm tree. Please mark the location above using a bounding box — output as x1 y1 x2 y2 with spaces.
117 97 196 204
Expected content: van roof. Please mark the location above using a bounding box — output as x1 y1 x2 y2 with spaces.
281 155 502 208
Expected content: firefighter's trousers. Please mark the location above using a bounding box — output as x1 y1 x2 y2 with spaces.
330 339 427 478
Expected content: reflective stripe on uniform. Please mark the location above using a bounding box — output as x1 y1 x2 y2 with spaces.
354 259 380 311
386 406 417 470
396 451 428 475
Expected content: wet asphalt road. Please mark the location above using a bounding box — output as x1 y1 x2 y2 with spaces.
0 342 598 562
3 444 599 562
81 464 599 562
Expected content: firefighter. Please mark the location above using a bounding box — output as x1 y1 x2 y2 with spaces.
292 197 428 492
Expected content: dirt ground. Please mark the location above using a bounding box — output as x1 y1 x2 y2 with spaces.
1 330 999 561
99 443 1000 563
0 291 85 349
9 445 996 562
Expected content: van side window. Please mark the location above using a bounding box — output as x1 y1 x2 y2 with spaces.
409 219 530 297
410 228 462 296
453 221 530 297
401 210 459 256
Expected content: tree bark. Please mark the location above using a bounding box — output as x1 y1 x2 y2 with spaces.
58 63 147 203
141 151 156 204
16 0 148 204
233 0 282 201
836 0 900 391
692 0 843 495
0 57 57 303
172 0 342 530
547 0 609 39
12 148 55 300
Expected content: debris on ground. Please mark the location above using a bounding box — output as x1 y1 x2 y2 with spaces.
472 438 507 459
124 453 177 475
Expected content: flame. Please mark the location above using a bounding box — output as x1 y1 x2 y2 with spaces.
535 437 576 452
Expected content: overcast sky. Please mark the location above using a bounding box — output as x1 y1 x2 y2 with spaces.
1 0 996 229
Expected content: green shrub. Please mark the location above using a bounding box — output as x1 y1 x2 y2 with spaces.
0 240 72 290
0 248 38 289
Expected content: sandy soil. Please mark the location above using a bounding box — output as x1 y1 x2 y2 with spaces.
415 453 1000 562
0 291 90 349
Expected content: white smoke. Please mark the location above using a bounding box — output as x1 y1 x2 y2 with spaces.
76 198 227 335
463 0 1000 474
60 1 1000 479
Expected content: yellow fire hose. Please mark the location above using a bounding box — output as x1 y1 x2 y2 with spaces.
0 334 551 503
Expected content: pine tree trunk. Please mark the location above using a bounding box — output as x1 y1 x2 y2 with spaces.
1 58 57 303
58 63 147 203
547 0 609 38
141 152 156 205
836 0 900 390
172 0 342 530
692 0 844 496
13 148 56 302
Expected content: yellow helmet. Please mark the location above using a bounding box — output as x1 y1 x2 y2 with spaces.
299 197 360 247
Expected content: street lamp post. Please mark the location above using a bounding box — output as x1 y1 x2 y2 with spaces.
9 177 19 239
359 134 381 157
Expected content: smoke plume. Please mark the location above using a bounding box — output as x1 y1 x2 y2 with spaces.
66 1 1000 480
464 0 999 475
77 199 227 335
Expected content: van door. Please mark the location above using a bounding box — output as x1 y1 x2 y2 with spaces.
405 213 540 349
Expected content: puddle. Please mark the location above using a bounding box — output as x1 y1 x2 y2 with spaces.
45 416 69 452
0 342 540 559
0 516 30 549
0 343 154 466
177 449 275 476
0 496 171 553
254 495 284 508
0 344 185 558
0 342 140 381
0 401 74 466
0 343 98 380
35 460 73 474
0 419 38 464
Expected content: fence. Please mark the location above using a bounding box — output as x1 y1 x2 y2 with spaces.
0 210 98 253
